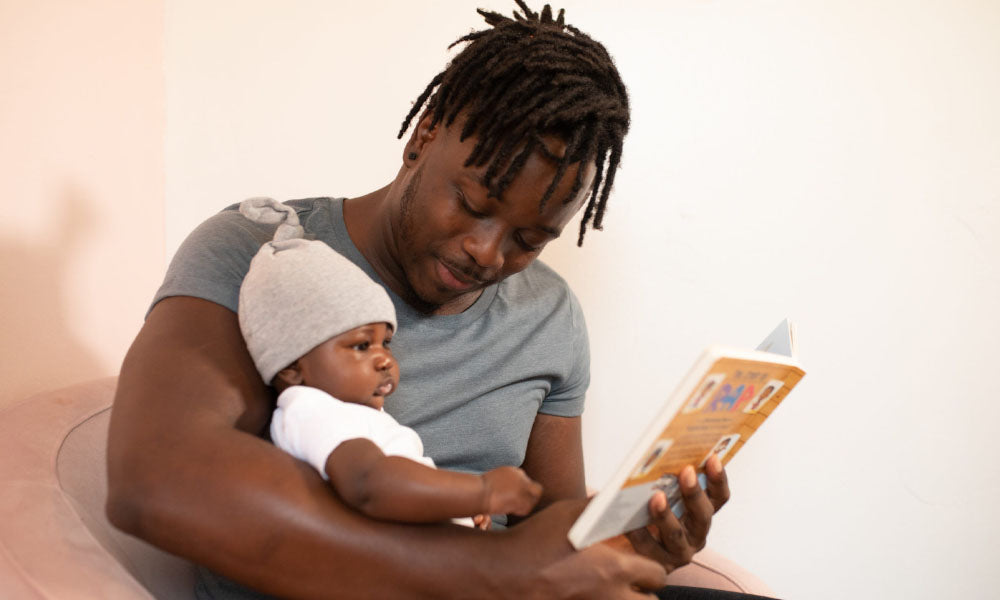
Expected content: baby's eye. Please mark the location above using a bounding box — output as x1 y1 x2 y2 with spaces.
353 341 370 351
383 338 392 347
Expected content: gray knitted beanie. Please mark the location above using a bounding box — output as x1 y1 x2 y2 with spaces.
237 197 397 384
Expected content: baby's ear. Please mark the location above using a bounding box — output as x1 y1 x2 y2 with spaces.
272 362 304 390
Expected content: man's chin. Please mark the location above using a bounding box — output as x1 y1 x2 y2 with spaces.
421 282 486 314
402 258 491 312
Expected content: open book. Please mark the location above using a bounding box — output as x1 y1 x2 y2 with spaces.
568 319 806 549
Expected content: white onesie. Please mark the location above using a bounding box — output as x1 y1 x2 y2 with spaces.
270 385 435 476
270 385 474 527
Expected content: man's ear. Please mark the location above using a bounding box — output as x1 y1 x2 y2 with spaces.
272 361 304 390
403 112 439 167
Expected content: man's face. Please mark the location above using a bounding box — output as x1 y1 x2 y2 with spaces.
294 322 399 411
392 118 596 312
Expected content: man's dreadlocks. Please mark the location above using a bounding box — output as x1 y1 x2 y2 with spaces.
398 0 630 246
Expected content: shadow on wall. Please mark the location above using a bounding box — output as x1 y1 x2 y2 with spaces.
0 185 105 408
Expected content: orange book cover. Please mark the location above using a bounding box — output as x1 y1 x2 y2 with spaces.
568 319 806 549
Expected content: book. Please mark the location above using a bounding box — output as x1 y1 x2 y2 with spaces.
567 319 806 549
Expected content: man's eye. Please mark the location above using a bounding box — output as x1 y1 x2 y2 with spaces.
515 234 542 252
459 194 486 218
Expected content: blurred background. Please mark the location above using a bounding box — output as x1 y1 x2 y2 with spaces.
2 1 998 597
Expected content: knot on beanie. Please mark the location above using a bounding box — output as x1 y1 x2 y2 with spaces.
240 197 305 242
237 198 397 384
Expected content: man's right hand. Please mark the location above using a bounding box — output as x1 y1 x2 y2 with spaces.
500 499 669 599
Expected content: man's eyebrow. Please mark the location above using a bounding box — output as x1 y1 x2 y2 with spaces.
458 171 489 189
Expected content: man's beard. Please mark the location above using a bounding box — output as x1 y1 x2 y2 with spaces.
397 164 423 246
394 164 438 312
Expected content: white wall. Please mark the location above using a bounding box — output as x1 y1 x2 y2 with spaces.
163 1 1000 598
0 0 164 407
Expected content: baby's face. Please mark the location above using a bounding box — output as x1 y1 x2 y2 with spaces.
296 322 399 410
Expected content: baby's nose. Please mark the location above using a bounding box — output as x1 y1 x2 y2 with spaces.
374 352 394 371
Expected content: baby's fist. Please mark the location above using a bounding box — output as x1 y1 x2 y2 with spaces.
482 466 543 516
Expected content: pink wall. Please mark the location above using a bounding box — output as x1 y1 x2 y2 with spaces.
0 1 165 407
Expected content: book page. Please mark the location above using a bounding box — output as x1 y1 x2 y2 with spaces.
754 318 795 357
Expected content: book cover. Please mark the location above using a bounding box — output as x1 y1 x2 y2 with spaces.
568 319 805 549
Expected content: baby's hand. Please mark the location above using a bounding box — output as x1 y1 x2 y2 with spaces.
481 466 543 516
472 513 492 530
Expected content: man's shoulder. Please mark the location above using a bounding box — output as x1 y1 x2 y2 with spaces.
502 259 577 304
491 260 585 332
151 197 341 314
213 196 337 229
190 196 342 255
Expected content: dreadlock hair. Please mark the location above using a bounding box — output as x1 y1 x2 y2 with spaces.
397 0 630 246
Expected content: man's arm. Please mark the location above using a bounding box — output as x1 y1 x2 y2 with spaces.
106 297 668 598
520 413 588 508
326 438 541 522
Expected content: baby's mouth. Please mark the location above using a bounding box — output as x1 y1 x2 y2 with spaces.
374 380 395 396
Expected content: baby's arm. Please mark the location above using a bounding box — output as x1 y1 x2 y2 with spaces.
325 438 542 523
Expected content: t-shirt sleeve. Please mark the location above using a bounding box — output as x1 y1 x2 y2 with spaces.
149 207 274 315
538 288 590 418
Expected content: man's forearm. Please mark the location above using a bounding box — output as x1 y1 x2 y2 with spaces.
110 421 503 598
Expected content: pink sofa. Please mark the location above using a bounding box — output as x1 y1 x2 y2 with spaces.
0 378 772 598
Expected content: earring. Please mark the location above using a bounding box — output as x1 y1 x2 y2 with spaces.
408 152 418 160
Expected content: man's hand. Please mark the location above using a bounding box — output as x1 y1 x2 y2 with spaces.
625 454 731 573
505 499 669 599
482 466 544 516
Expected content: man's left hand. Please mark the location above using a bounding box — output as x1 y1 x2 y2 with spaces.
625 453 730 573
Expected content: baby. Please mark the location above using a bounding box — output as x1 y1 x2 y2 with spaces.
237 197 541 528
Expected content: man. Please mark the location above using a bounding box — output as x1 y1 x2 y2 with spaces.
107 3 744 598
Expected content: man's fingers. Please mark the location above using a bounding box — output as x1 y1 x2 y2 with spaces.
645 488 695 569
546 540 667 598
611 547 670 592
704 454 731 511
678 466 714 550
630 464 730 574
627 492 675 568
626 526 673 569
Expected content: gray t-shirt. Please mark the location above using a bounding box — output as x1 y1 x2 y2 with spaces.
153 197 589 475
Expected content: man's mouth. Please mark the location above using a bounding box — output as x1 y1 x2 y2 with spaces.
436 259 487 292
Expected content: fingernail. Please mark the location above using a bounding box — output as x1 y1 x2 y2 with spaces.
682 467 697 489
709 453 722 473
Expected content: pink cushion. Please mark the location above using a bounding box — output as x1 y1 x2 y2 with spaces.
669 548 773 594
0 378 194 599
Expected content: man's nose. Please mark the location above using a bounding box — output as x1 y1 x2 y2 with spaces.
463 223 505 272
